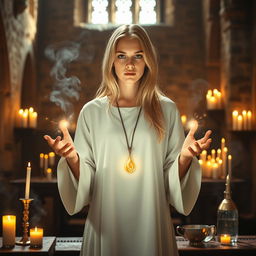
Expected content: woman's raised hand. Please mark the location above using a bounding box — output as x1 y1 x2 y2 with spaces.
44 125 77 160
180 121 212 160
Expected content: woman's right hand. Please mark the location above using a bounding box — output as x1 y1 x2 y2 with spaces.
44 126 77 160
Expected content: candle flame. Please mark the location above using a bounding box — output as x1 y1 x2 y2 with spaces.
47 168 52 174
35 226 37 231
28 162 31 167
49 152 55 157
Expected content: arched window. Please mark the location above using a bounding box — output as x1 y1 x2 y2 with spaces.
74 0 174 26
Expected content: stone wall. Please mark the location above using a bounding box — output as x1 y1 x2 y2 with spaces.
0 0 38 172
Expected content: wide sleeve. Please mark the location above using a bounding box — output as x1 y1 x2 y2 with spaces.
163 104 201 216
57 107 95 215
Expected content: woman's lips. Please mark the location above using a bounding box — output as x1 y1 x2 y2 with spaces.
124 72 136 76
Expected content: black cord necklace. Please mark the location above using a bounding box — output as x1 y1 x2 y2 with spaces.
116 101 142 173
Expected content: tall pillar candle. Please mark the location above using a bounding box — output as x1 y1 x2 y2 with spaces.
25 162 31 199
2 215 16 248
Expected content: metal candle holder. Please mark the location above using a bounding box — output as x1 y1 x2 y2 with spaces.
16 198 33 246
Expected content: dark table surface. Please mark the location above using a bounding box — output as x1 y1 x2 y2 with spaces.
1 236 256 255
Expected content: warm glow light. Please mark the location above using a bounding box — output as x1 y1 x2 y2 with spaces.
220 234 231 244
59 119 69 130
181 115 187 126
187 120 197 130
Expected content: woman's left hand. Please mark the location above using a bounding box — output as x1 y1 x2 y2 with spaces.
180 121 212 161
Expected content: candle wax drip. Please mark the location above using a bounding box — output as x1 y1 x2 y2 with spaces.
125 156 136 173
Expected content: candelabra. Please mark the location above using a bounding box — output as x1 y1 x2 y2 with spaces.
16 198 33 245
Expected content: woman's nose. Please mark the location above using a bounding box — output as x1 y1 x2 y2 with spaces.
125 58 135 70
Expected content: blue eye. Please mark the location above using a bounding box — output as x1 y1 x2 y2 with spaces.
134 54 143 59
117 54 126 59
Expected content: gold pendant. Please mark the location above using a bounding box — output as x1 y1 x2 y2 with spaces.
125 155 136 173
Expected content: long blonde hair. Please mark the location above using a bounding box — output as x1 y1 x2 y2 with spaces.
96 24 165 141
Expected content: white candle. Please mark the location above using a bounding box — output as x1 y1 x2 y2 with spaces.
237 115 243 130
40 153 44 169
181 115 187 127
2 215 16 248
242 110 247 130
25 162 31 199
217 148 221 159
212 162 219 179
30 227 43 248
247 110 252 130
22 109 28 128
46 168 53 180
29 112 37 128
228 155 232 180
211 149 216 161
223 147 228 178
48 152 55 167
17 109 24 127
206 161 212 178
44 155 49 173
232 110 238 130
200 150 207 163
216 91 222 109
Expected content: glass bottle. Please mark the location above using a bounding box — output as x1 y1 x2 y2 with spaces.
217 174 238 245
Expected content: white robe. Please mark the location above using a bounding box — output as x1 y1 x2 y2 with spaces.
57 95 201 256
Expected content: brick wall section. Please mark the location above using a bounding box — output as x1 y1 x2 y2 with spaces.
37 0 206 129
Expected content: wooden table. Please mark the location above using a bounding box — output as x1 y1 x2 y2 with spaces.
55 236 256 256
1 236 256 255
0 237 56 255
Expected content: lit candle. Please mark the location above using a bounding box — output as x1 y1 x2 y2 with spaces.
181 115 187 127
40 153 44 169
44 154 49 173
25 162 31 199
46 168 52 180
232 110 238 130
28 107 34 128
206 161 212 178
247 110 252 130
217 149 221 159
29 112 37 128
242 110 247 130
216 91 222 109
200 150 207 163
237 115 243 130
17 109 24 127
48 152 55 167
212 162 219 179
22 109 28 128
2 215 16 248
220 234 231 244
223 147 228 178
228 155 232 180
211 149 216 161
30 227 43 248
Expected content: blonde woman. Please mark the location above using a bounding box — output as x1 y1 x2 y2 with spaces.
44 24 212 256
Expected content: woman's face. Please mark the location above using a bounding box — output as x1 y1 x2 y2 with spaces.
113 37 146 87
